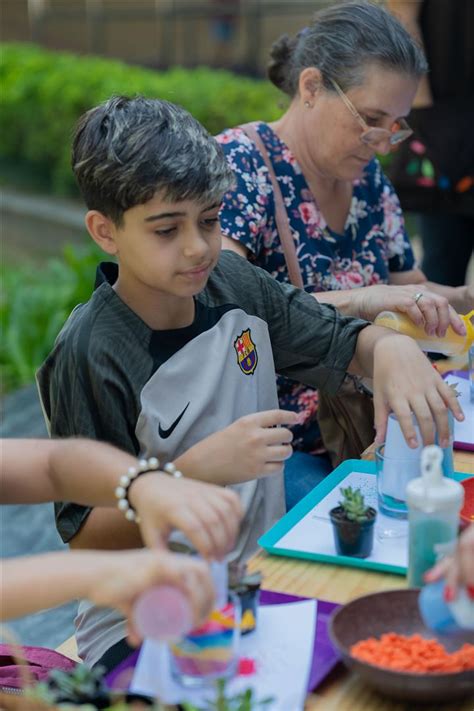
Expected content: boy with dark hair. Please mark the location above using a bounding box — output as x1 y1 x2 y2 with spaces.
38 95 462 669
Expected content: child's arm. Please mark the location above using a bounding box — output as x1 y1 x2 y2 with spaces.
219 252 463 452
1 438 242 557
173 409 299 485
2 548 214 641
347 326 463 448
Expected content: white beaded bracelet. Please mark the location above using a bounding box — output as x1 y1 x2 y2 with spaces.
115 456 183 523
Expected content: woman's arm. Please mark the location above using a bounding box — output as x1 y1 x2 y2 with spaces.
223 228 469 331
389 268 474 315
315 281 466 336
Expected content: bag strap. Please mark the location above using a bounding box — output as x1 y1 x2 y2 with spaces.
239 122 304 289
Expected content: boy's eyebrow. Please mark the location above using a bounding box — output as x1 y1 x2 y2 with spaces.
145 211 186 222
144 203 221 223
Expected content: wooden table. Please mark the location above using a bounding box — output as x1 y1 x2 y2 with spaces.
56 450 473 710
247 449 474 711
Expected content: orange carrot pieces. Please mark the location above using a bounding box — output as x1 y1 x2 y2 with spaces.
351 633 474 674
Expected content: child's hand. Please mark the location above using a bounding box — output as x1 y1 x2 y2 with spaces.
424 525 474 600
372 334 464 447
89 549 214 646
180 409 299 486
129 474 243 559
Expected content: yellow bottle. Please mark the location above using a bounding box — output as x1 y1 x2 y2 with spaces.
374 309 474 356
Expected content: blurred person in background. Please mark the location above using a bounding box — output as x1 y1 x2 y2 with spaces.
387 0 474 287
216 0 474 508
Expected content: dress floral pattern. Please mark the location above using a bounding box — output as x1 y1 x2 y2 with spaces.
217 122 416 454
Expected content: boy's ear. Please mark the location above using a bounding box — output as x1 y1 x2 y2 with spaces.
85 211 118 255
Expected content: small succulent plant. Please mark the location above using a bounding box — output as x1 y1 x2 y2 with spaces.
338 486 371 523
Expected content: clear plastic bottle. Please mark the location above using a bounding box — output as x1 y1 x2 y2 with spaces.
406 445 464 588
374 309 474 356
419 580 474 634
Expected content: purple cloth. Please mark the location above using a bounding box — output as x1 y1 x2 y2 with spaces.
0 643 76 689
105 590 341 693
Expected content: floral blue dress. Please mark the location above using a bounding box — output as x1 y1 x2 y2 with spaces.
217 122 416 454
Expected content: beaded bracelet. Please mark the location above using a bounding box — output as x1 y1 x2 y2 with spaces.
115 457 183 523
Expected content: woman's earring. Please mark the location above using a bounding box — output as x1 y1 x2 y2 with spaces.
304 100 313 109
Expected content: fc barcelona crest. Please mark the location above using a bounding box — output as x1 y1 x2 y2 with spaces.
234 329 258 375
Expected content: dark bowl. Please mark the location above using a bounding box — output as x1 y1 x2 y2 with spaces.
329 589 474 703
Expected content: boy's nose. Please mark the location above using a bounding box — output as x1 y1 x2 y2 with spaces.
182 231 209 259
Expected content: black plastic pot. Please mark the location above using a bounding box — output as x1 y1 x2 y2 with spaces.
329 506 377 558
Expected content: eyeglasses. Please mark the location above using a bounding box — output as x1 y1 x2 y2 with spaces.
329 79 413 147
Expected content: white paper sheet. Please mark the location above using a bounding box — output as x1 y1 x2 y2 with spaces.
274 471 407 567
444 375 474 447
130 600 317 710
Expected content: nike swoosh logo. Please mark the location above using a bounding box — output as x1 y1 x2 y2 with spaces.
158 402 190 439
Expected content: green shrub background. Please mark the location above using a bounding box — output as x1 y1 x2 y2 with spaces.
0 42 283 196
0 244 105 393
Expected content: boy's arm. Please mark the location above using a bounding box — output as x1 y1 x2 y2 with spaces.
348 325 463 451
221 254 463 451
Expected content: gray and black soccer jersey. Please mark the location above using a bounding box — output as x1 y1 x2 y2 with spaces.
37 249 368 666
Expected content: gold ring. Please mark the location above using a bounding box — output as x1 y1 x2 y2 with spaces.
414 292 424 304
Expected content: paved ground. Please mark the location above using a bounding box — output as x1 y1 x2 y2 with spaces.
1 384 77 649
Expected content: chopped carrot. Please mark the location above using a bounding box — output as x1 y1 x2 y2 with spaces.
351 633 474 674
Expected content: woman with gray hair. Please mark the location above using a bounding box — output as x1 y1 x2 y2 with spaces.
216 0 473 508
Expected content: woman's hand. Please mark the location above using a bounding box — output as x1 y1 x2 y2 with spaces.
372 333 464 447
89 550 215 645
356 283 466 337
425 525 474 600
129 473 243 559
